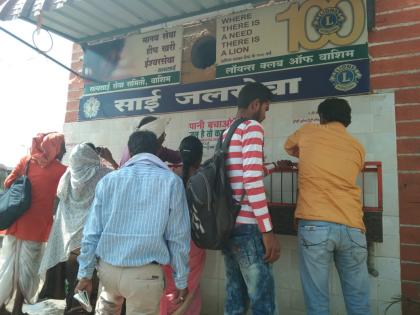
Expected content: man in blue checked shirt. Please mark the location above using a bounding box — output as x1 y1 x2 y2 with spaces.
75 130 190 315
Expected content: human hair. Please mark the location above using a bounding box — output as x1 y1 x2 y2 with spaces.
128 131 159 157
317 97 352 127
237 82 273 109
137 116 157 129
85 142 96 151
179 136 203 186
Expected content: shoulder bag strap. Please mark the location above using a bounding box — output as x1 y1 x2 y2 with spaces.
24 158 31 176
221 118 247 153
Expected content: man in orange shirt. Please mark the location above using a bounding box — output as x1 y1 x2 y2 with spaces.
284 98 370 315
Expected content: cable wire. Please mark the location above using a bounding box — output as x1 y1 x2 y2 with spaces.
0 25 100 83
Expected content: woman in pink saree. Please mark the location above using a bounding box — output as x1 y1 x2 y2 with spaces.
160 136 206 315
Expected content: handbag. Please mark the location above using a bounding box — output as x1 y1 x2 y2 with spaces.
0 159 32 229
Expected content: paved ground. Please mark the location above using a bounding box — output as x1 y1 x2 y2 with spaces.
3 288 66 315
22 300 65 315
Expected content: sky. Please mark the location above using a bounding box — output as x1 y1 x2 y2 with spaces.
0 19 73 167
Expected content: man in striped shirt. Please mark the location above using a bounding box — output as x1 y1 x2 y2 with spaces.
223 82 281 315
75 131 190 315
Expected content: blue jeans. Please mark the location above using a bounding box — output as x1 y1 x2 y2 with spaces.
298 220 371 315
222 224 277 315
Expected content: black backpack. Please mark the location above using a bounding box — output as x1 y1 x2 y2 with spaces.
186 118 246 250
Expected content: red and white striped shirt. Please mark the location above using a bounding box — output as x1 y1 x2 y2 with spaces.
223 120 274 233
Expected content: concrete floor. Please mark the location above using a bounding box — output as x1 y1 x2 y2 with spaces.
21 300 66 315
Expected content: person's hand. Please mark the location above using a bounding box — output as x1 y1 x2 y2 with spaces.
262 231 281 263
75 278 93 296
98 147 113 161
98 147 119 169
171 288 189 305
275 160 294 170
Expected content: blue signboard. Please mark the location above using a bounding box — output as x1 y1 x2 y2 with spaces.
79 59 369 121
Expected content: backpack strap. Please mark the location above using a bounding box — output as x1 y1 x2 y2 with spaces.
24 158 31 176
220 118 247 153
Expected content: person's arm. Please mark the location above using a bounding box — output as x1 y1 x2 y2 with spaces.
263 160 294 176
99 147 119 170
242 122 280 263
242 122 273 233
4 156 27 188
263 163 276 176
77 180 106 280
284 128 302 158
159 147 182 164
165 176 191 290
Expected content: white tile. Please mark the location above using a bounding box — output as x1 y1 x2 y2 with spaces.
382 216 400 236
281 311 306 315
290 289 306 312
370 299 380 315
382 173 400 217
369 277 379 301
375 257 401 281
377 279 402 302
202 250 219 279
377 299 402 315
371 93 395 114
373 113 397 134
217 279 226 315
348 114 374 134
374 235 400 259
200 278 219 315
330 293 346 315
273 248 296 290
217 252 226 280
276 287 292 311
278 235 299 250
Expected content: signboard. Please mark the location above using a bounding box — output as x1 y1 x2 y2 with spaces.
79 0 370 120
83 26 183 94
216 0 368 78
79 59 369 120
188 118 235 158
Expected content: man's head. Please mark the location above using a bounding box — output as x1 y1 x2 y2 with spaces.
237 82 273 122
317 98 352 127
128 131 159 157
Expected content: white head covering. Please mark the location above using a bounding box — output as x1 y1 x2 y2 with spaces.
57 143 101 208
138 117 170 138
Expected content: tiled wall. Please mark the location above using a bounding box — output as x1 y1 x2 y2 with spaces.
63 92 400 314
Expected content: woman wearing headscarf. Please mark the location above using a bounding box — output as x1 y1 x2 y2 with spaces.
39 143 113 314
0 132 67 315
160 136 206 315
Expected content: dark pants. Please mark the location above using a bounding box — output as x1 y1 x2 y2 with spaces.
64 252 99 315
39 252 98 314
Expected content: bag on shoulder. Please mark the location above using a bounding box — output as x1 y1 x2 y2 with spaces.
186 118 246 250
0 159 32 230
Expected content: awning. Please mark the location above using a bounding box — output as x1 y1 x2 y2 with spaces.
0 0 262 43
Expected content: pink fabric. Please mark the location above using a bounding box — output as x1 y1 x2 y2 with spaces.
30 133 64 168
160 242 205 315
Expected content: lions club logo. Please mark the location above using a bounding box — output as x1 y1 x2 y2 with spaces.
313 7 346 35
83 97 101 119
330 64 362 92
